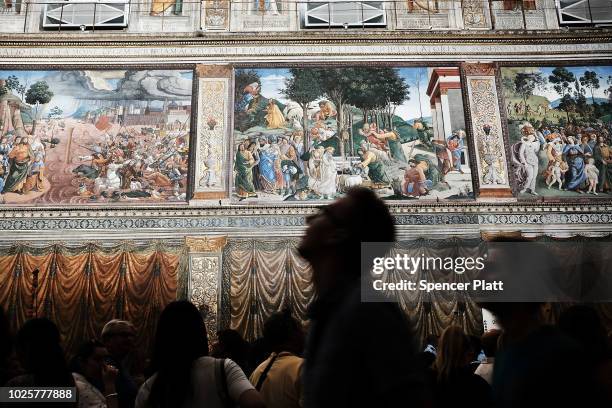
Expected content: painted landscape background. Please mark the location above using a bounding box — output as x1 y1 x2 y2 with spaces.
502 66 612 198
232 67 473 202
0 69 192 205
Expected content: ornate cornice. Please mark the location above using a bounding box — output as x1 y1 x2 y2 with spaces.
0 30 611 46
0 201 611 217
0 31 610 62
0 204 610 239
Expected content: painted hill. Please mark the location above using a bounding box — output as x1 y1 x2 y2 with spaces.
505 94 551 107
406 116 432 126
550 97 609 108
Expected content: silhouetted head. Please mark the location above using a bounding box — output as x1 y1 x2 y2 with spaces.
299 187 395 294
263 308 304 355
211 329 250 372
101 319 135 359
434 326 471 382
16 318 73 387
70 340 108 382
481 329 501 359
426 334 439 348
149 301 209 408
152 301 208 365
558 304 607 363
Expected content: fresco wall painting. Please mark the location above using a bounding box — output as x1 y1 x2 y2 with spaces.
0 69 193 205
501 66 612 198
232 66 474 203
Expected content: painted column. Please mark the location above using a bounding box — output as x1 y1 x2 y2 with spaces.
430 104 440 140
463 63 514 199
185 236 228 343
440 90 453 138
435 99 445 141
192 64 231 201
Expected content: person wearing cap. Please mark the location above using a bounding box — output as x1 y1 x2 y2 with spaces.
102 320 143 408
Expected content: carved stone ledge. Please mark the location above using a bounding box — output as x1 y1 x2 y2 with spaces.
186 236 228 253
462 62 495 76
195 64 232 78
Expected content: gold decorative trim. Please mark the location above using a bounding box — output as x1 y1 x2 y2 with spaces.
480 231 527 241
196 64 232 78
478 188 514 198
193 192 228 199
185 236 228 253
462 62 496 76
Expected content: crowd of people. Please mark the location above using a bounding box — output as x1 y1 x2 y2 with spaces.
1 188 611 407
72 126 189 201
0 132 49 197
513 121 612 195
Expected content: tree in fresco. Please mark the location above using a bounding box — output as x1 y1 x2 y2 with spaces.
281 68 324 151
549 67 576 123
579 70 600 105
514 72 545 120
48 106 63 119
5 75 27 101
25 80 54 135
316 68 362 156
573 80 589 118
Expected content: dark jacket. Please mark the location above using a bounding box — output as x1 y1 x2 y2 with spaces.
303 282 425 408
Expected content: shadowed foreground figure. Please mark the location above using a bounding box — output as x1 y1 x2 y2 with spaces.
135 301 264 408
6 318 76 408
481 237 610 408
299 187 425 408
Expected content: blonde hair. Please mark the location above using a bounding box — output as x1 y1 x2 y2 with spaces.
434 325 470 382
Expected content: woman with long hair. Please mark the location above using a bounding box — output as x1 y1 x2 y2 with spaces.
7 318 74 388
432 325 492 408
135 301 264 408
6 318 76 408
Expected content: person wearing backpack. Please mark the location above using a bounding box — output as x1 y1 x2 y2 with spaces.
250 309 304 408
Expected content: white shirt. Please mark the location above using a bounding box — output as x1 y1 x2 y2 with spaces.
474 357 495 385
135 357 254 408
73 373 107 408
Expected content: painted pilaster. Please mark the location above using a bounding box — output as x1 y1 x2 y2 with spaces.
463 63 514 199
192 64 231 201
186 235 228 343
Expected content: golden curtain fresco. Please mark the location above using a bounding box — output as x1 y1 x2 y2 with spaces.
0 242 185 357
226 239 313 342
387 239 486 341
224 238 485 344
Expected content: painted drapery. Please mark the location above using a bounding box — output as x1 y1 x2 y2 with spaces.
387 238 485 341
0 242 185 357
222 238 484 344
224 239 313 341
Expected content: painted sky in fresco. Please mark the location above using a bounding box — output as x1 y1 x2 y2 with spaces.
0 70 193 117
507 66 612 103
256 67 433 121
